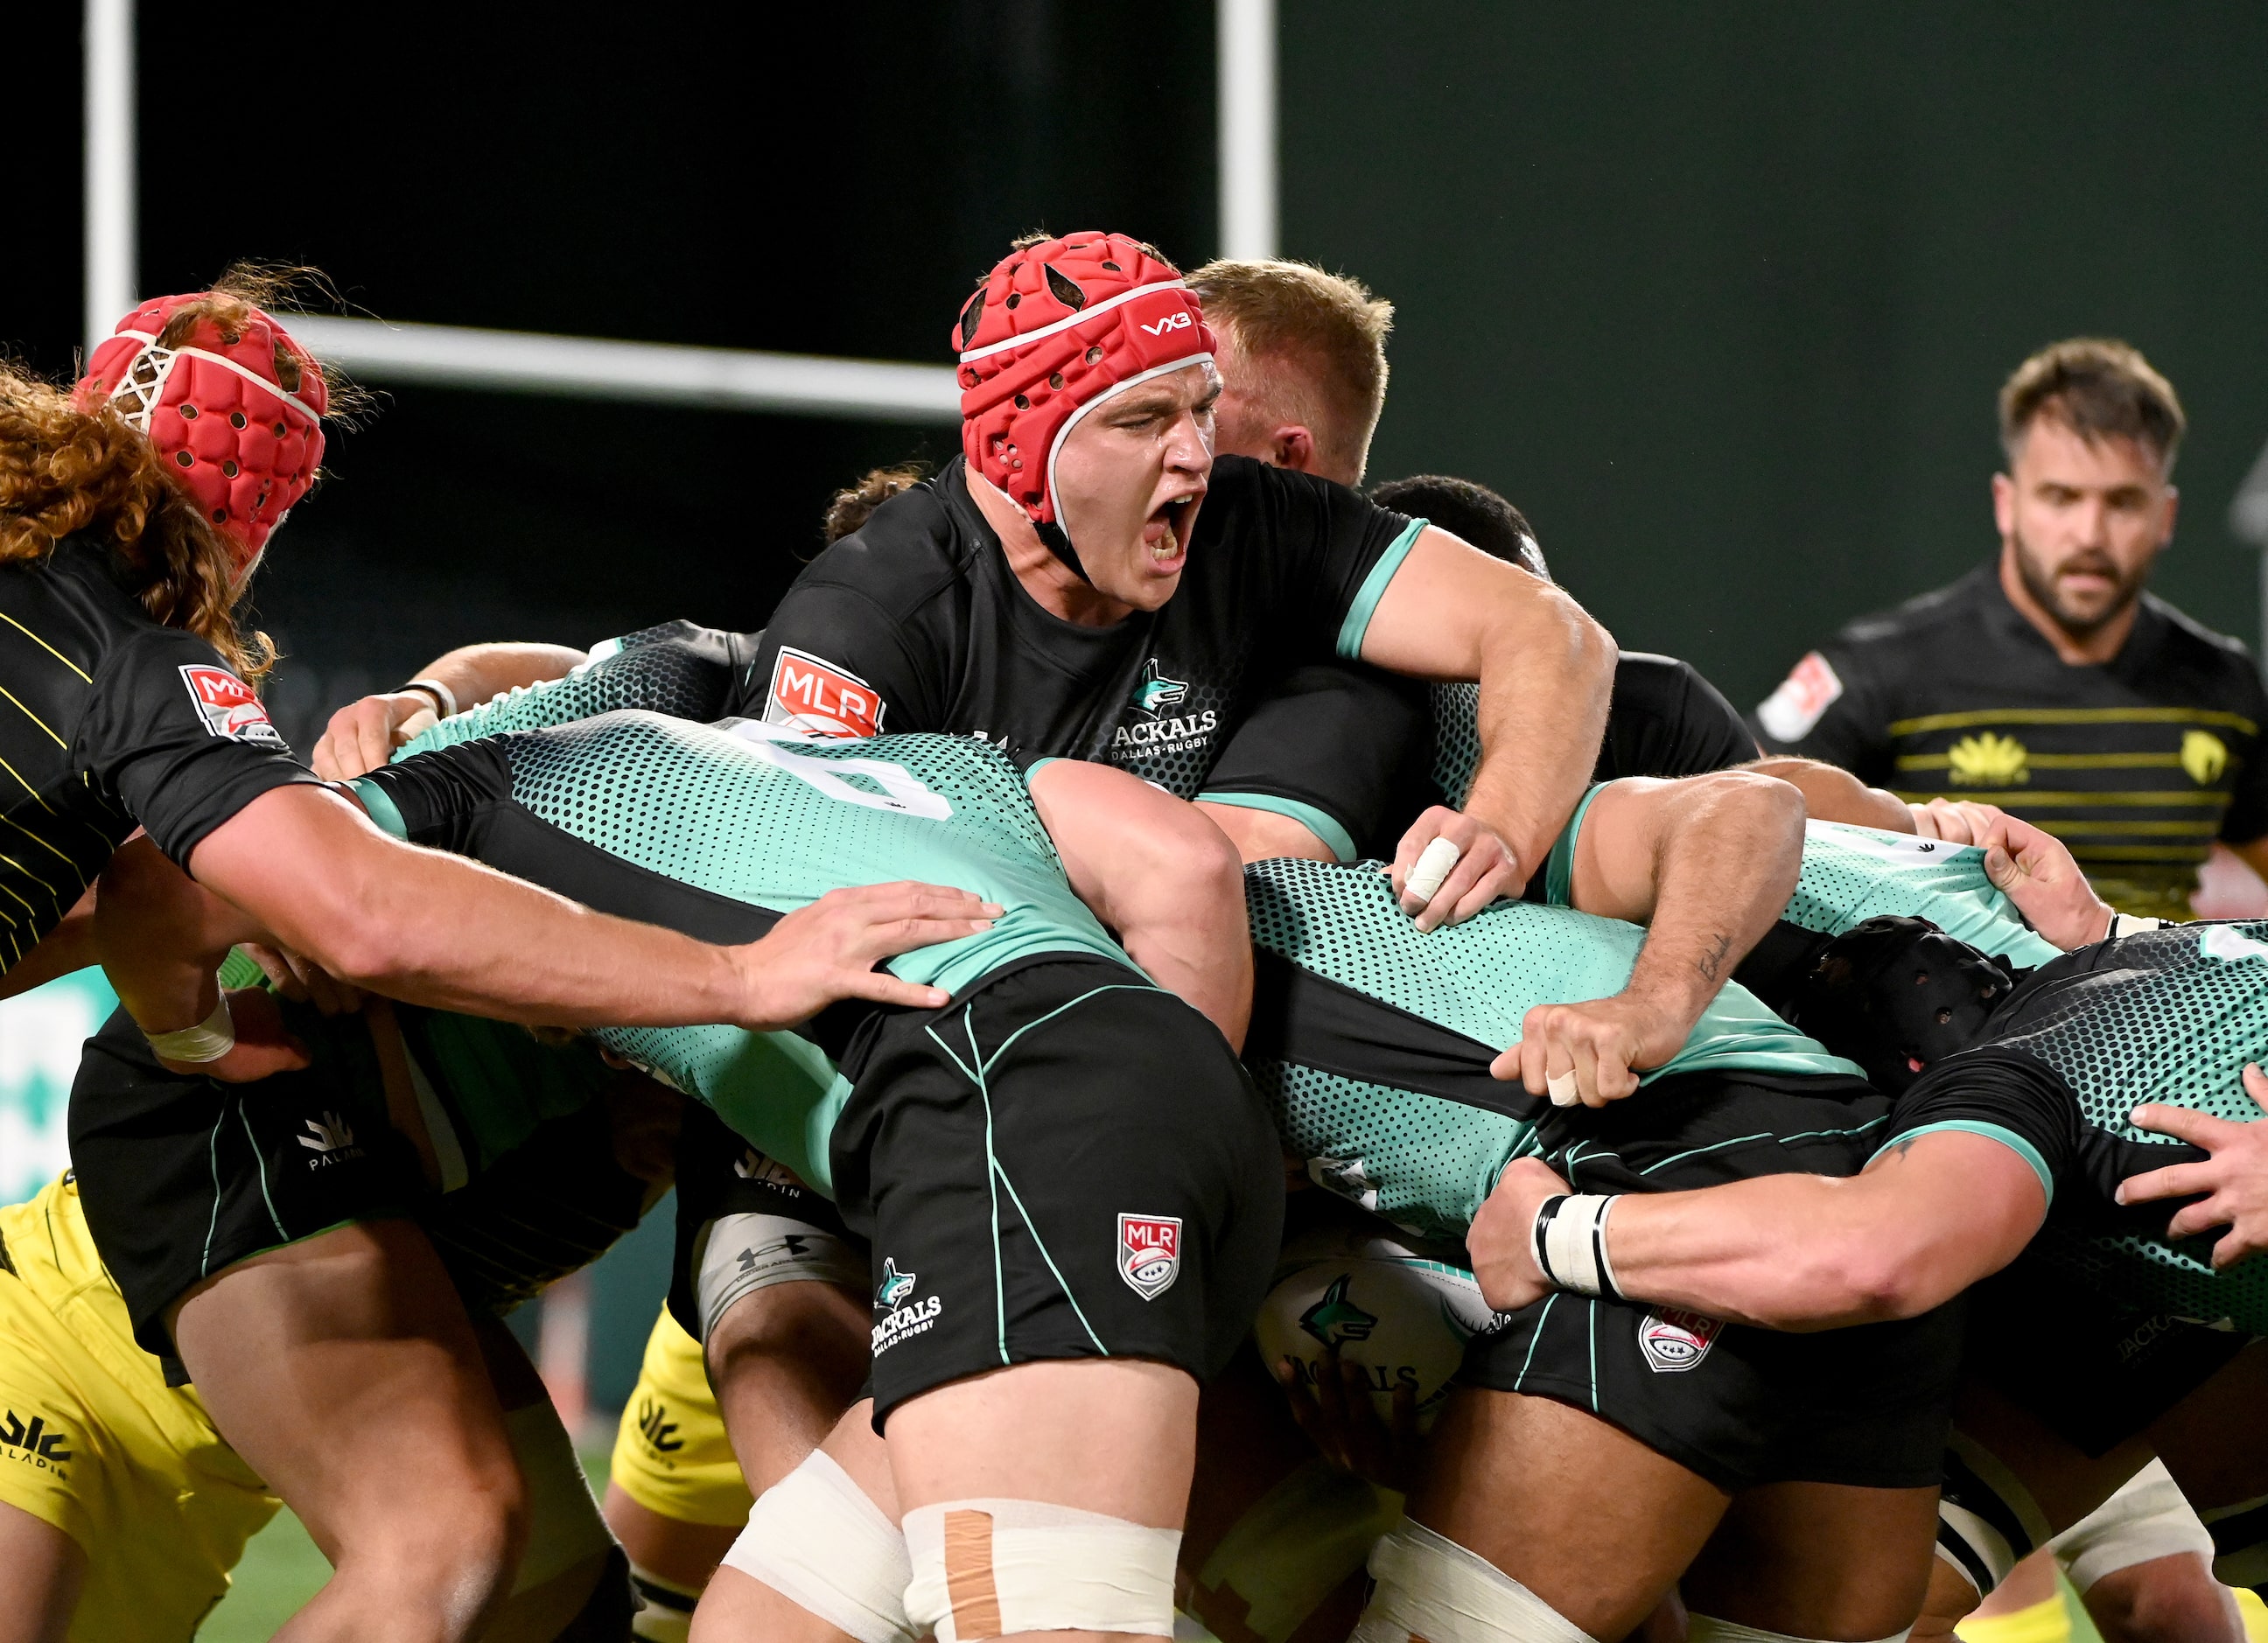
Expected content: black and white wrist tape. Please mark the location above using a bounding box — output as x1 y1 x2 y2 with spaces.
400 678 458 719
144 993 235 1063
2105 912 2167 941
1530 1192 1623 1299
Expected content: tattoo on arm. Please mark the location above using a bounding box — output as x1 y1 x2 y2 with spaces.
1695 932 1733 984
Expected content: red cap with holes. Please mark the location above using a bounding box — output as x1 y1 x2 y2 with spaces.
79 296 328 576
955 233 1212 539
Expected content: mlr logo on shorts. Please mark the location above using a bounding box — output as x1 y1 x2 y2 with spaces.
1118 1213 1182 1301
1637 1308 1723 1373
765 646 886 738
178 664 284 746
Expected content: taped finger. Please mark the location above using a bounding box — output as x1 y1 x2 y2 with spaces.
1547 1068 1579 1108
1407 835 1463 904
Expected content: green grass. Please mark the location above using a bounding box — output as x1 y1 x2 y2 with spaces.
198 1442 617 1639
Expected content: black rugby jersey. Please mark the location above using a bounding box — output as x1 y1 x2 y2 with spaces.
740 454 1420 794
1754 562 2268 919
1197 650 1754 861
0 535 320 974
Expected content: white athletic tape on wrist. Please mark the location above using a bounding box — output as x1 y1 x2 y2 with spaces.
1687 1618 1908 1643
724 1449 914 1643
1194 1458 1403 1643
402 677 458 719
503 1402 614 1596
1531 1194 1620 1299
627 1561 699 1643
144 993 234 1063
1408 836 1464 903
1349 1523 1596 1643
901 1499 1180 1643
694 1211 868 1343
2106 913 2168 940
2048 1457 2215 1594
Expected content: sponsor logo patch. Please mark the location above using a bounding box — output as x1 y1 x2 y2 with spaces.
766 646 886 738
635 1396 683 1457
871 1257 942 1357
1637 1307 1722 1373
1754 651 1844 745
2183 730 2229 787
1118 1213 1183 1301
0 1409 72 1472
298 1111 364 1168
178 663 284 746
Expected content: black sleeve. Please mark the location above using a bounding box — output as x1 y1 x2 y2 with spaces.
2218 660 2268 845
1598 653 1759 780
1748 640 1894 781
1237 462 1418 657
80 626 326 870
1195 662 1432 862
741 579 943 736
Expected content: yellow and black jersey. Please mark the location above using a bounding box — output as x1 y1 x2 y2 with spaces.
1754 563 2268 919
0 535 321 975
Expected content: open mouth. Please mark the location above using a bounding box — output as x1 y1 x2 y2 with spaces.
1144 493 1200 567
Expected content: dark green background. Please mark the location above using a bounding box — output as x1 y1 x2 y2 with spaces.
1284 3 2268 710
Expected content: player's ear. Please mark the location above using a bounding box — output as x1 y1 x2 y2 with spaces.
1272 425 1317 473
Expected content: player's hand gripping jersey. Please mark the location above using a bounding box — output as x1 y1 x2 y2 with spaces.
358 711 1130 1189
1885 919 2268 1333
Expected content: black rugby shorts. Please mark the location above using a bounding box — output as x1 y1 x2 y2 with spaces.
829 955 1284 1427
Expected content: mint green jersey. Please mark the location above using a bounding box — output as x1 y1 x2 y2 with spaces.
370 711 1136 1192
1243 856 1860 1238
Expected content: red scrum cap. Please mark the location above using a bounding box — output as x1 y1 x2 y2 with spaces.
955 233 1212 571
80 296 329 577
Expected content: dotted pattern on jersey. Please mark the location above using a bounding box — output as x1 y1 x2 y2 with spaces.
402 625 734 759
1256 1058 1533 1238
1989 922 2268 1331
1243 856 1852 1080
1431 682 1480 809
1104 669 1244 796
1783 823 2061 966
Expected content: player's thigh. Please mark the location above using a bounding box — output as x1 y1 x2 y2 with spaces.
1683 1480 1942 1640
0 1502 83 1643
706 1282 871 1490
169 1217 521 1561
1406 1386 1728 1643
692 1566 867 1643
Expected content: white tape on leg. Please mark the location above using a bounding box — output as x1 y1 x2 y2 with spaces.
1408 835 1464 905
1348 1523 1596 1643
2049 1458 2215 1595
901 1499 1180 1643
724 1449 915 1643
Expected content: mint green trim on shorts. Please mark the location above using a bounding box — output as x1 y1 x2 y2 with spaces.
1194 791 1358 863
1873 1121 2054 1206
1544 783 1613 906
1335 517 1429 661
348 777 410 841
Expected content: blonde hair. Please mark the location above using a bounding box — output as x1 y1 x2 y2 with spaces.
1188 259 1394 480
0 265 357 680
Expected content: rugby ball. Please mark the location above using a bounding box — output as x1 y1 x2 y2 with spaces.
1253 1220 1496 1432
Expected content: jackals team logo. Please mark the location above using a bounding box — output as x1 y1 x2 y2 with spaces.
871 1257 942 1356
1637 1308 1723 1373
875 1258 918 1307
766 646 886 738
1132 658 1187 715
1118 1213 1183 1300
178 664 284 746
1298 1274 1378 1348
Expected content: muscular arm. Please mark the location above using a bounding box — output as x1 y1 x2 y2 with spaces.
1467 1132 2046 1329
312 641 587 780
1501 771 1806 1106
1742 756 1914 832
1359 528 1616 926
1032 760 1252 1049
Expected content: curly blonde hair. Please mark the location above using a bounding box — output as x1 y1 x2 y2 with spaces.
0 265 354 680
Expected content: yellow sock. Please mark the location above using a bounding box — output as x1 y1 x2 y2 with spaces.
2236 1585 2268 1643
1956 1591 2074 1643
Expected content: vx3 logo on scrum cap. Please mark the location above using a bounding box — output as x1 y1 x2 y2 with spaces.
1139 311 1194 337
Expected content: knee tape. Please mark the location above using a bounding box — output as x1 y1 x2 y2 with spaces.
505 1402 615 1596
695 1211 867 1342
2048 1458 2215 1593
1687 1620 1909 1643
1194 1458 1403 1643
1348 1523 1596 1643
1936 1430 2055 1598
723 1448 914 1643
901 1499 1180 1643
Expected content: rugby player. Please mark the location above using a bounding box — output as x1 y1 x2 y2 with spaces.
1 279 922 1038
315 231 1620 937
335 709 1283 1643
1754 337 2268 922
